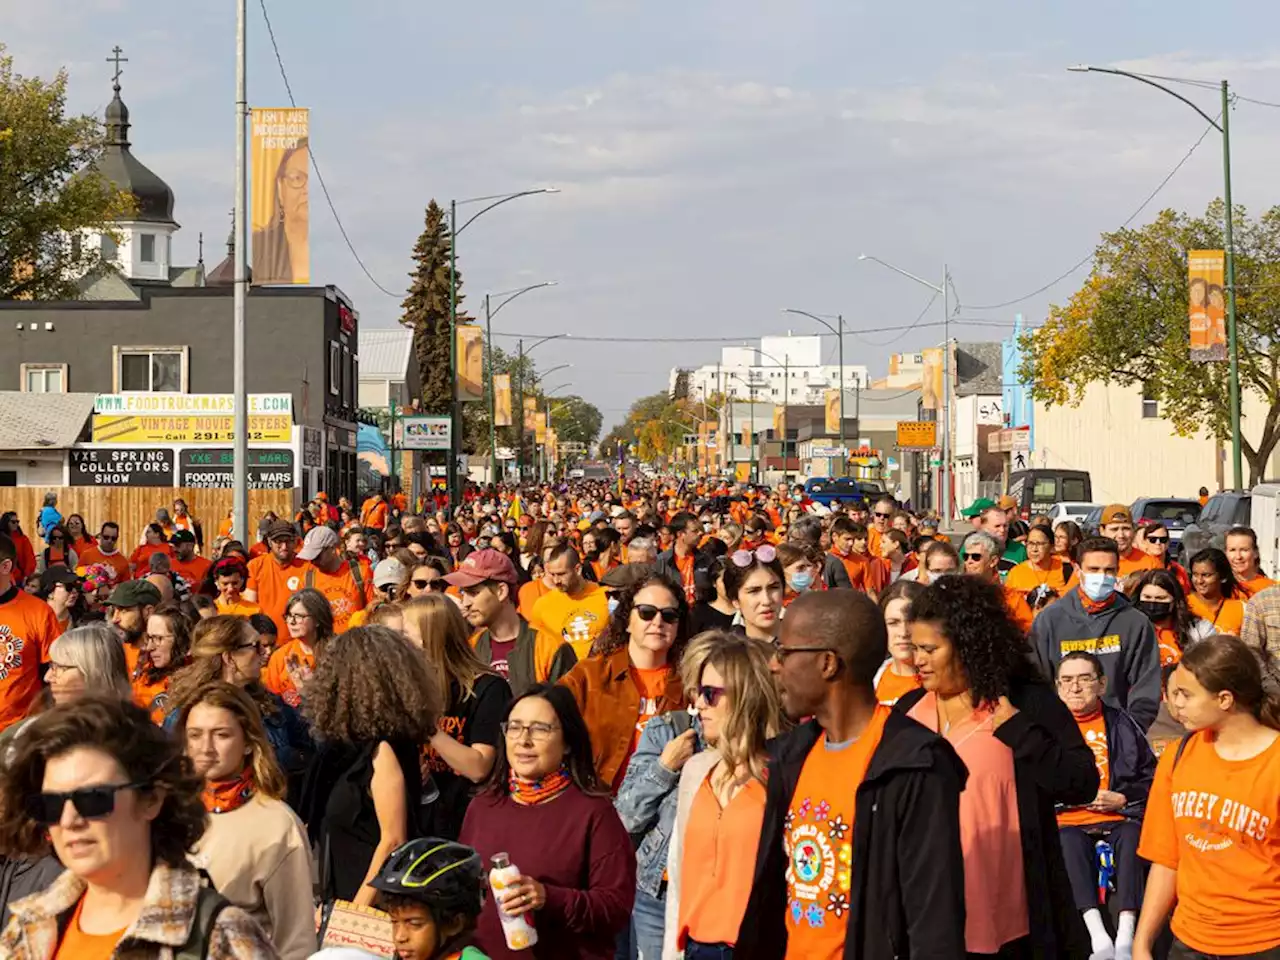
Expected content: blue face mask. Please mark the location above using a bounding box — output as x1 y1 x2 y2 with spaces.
1080 572 1118 602
607 596 620 616
789 571 814 592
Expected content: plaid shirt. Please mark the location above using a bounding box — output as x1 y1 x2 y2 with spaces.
1239 585 1280 686
0 861 279 960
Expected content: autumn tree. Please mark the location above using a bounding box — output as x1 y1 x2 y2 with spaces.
604 391 722 464
1020 202 1280 484
0 48 133 300
400 200 470 415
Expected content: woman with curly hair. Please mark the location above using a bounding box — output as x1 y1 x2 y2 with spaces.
560 573 687 791
1131 568 1214 667
299 625 441 906
900 575 1098 959
0 695 275 958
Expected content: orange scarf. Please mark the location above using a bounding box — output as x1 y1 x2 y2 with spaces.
201 767 256 814
509 766 571 806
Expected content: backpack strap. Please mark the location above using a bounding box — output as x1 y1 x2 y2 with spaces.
1172 732 1193 770
348 554 366 598
175 884 231 960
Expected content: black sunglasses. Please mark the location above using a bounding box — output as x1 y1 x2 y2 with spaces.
963 552 985 562
634 604 680 624
1146 535 1170 544
29 781 149 826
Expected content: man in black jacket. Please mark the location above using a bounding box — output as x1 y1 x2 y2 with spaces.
736 589 968 960
654 511 712 605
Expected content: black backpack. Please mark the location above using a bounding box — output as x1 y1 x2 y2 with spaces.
175 884 231 960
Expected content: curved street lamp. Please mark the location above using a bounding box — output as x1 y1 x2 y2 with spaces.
485 282 557 483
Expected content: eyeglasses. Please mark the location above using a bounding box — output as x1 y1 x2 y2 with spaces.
697 684 726 707
143 634 174 646
770 637 834 658
1146 536 1170 544
411 578 437 590
1057 676 1097 689
501 721 560 742
45 662 78 677
963 552 986 562
233 640 261 654
635 604 680 624
731 544 777 567
284 612 312 623
873 511 894 519
29 781 149 826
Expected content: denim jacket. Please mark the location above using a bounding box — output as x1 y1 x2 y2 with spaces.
613 710 703 898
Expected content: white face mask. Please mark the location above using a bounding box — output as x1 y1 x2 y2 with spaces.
607 596 620 616
1080 572 1117 602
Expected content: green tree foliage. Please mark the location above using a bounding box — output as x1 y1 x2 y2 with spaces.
0 49 133 300
603 391 722 463
1019 202 1280 484
400 200 470 415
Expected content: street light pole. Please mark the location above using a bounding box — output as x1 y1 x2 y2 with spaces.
783 308 847 474
754 345 792 485
232 0 248 541
1069 65 1242 489
512 333 568 484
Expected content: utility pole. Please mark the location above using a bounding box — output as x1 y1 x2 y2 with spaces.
447 199 459 512
1222 79 1243 489
941 264 951 522
232 0 248 541
515 339 525 481
485 294 498 485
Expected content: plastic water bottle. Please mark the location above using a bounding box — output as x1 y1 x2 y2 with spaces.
489 852 538 950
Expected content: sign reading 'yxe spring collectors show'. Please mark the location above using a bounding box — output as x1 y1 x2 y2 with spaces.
70 449 175 486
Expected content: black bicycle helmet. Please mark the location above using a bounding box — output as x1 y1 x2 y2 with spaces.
370 838 485 917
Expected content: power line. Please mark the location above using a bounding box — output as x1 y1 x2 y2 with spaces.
489 317 1016 344
850 291 939 348
959 111 1220 311
258 0 402 298
1236 93 1280 109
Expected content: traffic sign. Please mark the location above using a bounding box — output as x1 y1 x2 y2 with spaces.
896 421 937 449
811 446 848 458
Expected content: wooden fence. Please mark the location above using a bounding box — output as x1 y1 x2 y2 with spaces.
3 488 297 551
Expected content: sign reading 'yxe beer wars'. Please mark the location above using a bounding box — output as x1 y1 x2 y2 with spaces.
69 449 175 486
177 449 295 489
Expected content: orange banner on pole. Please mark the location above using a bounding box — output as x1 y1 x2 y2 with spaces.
523 397 537 431
250 108 310 285
824 389 840 434
535 412 547 444
494 374 512 426
1189 249 1227 362
921 347 944 410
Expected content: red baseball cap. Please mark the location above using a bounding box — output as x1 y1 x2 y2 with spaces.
443 548 519 588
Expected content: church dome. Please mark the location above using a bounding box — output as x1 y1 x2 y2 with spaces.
94 79 176 225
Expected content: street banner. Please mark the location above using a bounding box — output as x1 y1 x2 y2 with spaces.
1189 249 1227 362
535 412 547 444
523 397 537 431
921 348 944 410
250 107 310 285
742 421 751 449
456 325 485 401
494 374 512 426
547 428 558 463
772 405 785 437
824 389 840 434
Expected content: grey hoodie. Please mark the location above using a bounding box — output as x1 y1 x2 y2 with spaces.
1029 588 1162 731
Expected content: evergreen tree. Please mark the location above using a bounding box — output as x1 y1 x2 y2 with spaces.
400 200 469 414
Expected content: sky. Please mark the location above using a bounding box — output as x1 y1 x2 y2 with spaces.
9 0 1280 429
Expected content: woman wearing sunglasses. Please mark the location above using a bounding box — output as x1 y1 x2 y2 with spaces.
0 695 276 958
405 557 451 600
561 573 688 791
34 525 78 576
723 544 786 644
664 631 784 960
181 681 315 960
403 594 513 840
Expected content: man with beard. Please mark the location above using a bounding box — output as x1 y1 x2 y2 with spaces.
105 579 161 675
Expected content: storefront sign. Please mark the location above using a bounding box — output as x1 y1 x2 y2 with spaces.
92 414 293 444
401 416 451 451
93 394 292 415
69 448 174 487
302 427 323 467
177 449 295 489
896 421 937 449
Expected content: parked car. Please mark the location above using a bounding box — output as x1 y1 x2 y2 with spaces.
1045 502 1100 527
803 477 884 509
1131 497 1202 559
1081 505 1104 537
1181 491 1252 558
1007 470 1092 519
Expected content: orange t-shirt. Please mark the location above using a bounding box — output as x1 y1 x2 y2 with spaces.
246 555 312 640
590 557 619 582
262 638 315 708
75 547 130 584
360 499 388 530
131 672 172 726
674 551 697 604
1004 558 1069 597
216 597 262 619
518 579 552 619
1138 732 1280 955
679 774 767 948
1058 708 1123 827
0 589 60 731
1002 586 1035 635
53 896 125 960
783 706 890 960
1156 625 1183 667
248 541 269 559
171 555 212 589
1237 573 1277 599
612 666 670 792
875 665 921 705
128 542 173 578
829 551 885 595
306 561 369 634
1188 594 1245 636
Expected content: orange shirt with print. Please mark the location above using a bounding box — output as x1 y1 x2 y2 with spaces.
1237 573 1277 600
875 667 921 705
0 589 60 731
1188 594 1245 636
52 896 124 960
784 706 890 960
1004 558 1069 597
262 638 315 708
1058 708 1124 827
1156 626 1183 667
1138 732 1280 955
612 665 670 792
306 561 369 634
246 555 312 640
171 555 212 589
131 672 172 726
75 547 131 584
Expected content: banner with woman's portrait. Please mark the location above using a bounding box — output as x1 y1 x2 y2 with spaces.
250 108 310 285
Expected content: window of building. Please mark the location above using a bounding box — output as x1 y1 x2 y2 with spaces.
1141 383 1159 419
139 234 156 263
21 364 66 393
114 347 186 392
390 380 406 406
342 345 352 406
69 234 82 260
0 471 15 487
101 235 117 259
329 341 341 396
